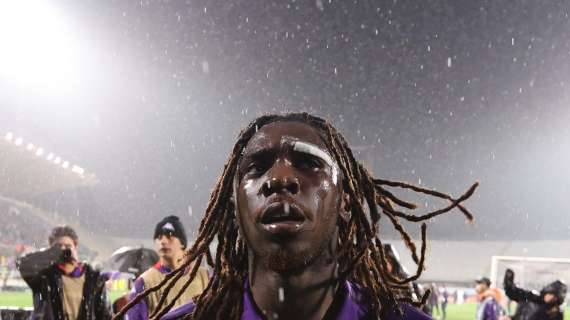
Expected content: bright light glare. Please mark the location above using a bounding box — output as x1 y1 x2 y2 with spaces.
36 147 44 156
5 132 14 141
71 165 85 175
0 1 78 91
14 137 23 146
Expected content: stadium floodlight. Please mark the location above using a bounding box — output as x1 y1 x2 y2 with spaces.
62 161 69 169
71 165 85 175
5 132 14 141
46 153 55 161
14 137 23 146
54 156 62 164
0 1 79 92
35 148 44 156
26 143 34 151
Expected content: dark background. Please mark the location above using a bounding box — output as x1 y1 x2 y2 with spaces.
2 0 569 241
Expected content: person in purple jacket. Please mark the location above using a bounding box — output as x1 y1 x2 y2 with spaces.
474 277 502 320
119 113 477 320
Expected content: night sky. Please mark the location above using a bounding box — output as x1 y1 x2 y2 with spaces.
1 0 569 241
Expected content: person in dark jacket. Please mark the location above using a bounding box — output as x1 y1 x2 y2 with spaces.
503 268 566 320
17 225 112 320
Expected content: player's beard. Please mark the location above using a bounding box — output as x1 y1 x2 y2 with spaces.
263 232 334 275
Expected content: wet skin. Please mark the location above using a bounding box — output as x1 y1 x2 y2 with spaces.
235 121 349 320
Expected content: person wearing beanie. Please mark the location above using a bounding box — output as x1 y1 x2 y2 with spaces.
126 215 209 320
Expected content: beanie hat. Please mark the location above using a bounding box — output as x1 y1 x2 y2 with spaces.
154 215 187 248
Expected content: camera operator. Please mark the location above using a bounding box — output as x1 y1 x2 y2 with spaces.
503 268 566 320
17 225 111 320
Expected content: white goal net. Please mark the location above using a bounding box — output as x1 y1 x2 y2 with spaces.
490 255 570 303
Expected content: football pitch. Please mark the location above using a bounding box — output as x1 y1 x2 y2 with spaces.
0 291 568 319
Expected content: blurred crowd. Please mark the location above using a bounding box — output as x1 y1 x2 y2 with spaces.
0 205 50 249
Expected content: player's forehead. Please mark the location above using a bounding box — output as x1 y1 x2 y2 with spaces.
243 120 326 155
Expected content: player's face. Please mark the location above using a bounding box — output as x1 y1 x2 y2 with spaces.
235 121 343 272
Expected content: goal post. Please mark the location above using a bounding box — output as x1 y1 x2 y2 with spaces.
490 255 570 302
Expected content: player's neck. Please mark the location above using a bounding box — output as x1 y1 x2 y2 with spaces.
249 255 339 320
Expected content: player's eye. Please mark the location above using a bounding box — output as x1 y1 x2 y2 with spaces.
245 161 270 176
294 154 324 170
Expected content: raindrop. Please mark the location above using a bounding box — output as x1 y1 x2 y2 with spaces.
278 287 285 302
447 57 452 68
188 205 193 217
202 61 210 74
315 0 324 11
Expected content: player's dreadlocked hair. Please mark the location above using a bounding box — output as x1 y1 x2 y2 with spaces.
115 112 478 320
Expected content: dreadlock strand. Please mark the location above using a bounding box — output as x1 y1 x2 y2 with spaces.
375 179 478 221
379 205 420 264
375 187 418 210
151 256 205 320
391 223 428 285
382 182 478 223
113 244 207 320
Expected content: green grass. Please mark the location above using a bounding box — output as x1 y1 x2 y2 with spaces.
0 294 568 320
433 303 570 320
0 290 128 308
0 291 32 308
444 303 476 320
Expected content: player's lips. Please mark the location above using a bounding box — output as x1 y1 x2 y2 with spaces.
259 201 306 235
